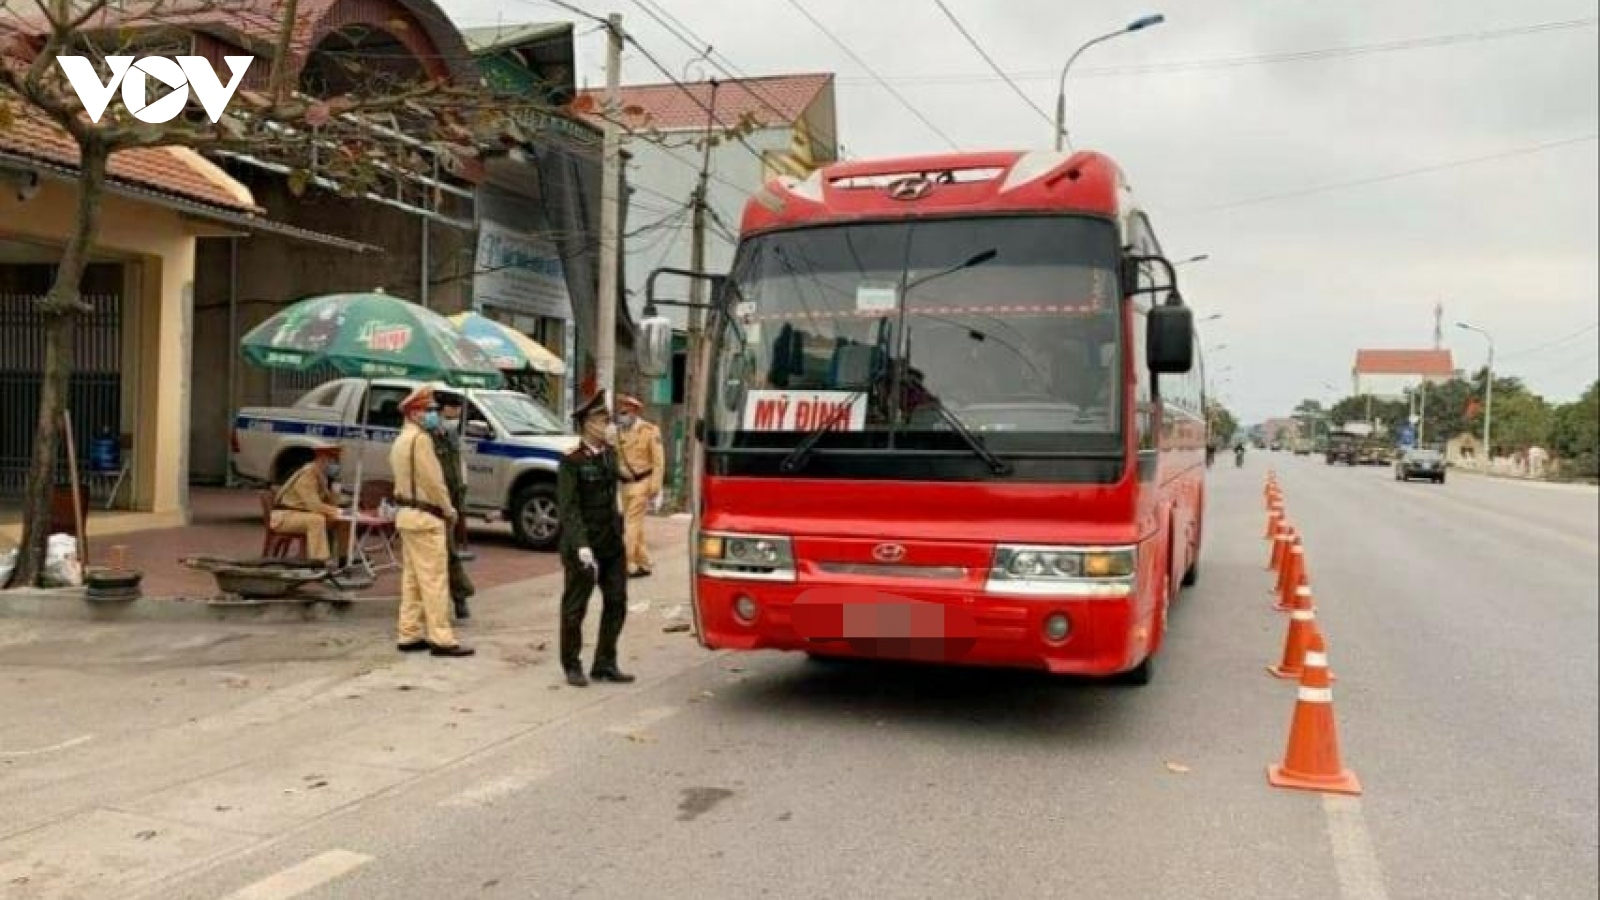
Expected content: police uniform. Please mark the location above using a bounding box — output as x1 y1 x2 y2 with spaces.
615 395 665 577
391 386 467 655
270 448 343 561
557 390 633 686
430 399 476 620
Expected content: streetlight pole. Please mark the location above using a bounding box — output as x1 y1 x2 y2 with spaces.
1054 14 1165 151
1457 322 1495 465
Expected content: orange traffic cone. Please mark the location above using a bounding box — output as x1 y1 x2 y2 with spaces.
1269 524 1293 571
1274 540 1305 600
1268 609 1317 679
1264 508 1282 540
1268 632 1361 795
1277 574 1313 613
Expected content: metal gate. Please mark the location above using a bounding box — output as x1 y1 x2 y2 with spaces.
0 292 123 501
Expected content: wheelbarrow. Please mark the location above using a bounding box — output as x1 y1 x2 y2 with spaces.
180 556 360 603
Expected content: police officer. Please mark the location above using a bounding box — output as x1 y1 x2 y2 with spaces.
391 386 474 658
431 393 476 621
614 395 664 578
270 444 345 563
557 391 633 687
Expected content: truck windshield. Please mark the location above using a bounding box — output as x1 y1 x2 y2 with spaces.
707 216 1122 464
476 393 565 436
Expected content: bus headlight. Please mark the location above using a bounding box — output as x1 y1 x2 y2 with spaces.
987 545 1136 597
698 531 797 582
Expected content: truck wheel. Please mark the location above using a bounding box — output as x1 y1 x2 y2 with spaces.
510 484 561 551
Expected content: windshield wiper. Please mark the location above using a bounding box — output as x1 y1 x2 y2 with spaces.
778 390 867 473
923 397 1013 476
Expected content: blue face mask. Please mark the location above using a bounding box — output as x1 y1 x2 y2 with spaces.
325 463 342 480
421 411 441 431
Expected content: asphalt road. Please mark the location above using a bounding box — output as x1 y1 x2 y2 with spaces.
6 457 1595 900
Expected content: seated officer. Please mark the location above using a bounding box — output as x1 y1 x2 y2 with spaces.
270 444 344 563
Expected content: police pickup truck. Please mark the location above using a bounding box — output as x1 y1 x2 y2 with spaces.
232 378 578 550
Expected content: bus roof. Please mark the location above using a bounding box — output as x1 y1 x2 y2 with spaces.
741 149 1130 236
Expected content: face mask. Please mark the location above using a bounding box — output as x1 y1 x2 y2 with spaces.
616 413 635 428
325 463 342 479
421 411 441 431
604 423 619 442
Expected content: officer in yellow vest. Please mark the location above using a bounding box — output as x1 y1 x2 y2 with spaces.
391 385 474 658
269 444 344 563
614 394 664 578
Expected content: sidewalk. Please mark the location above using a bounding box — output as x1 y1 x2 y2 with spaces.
4 487 689 597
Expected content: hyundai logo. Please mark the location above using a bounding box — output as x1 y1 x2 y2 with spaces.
872 543 907 563
887 176 933 201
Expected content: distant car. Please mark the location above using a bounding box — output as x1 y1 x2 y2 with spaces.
1395 448 1446 483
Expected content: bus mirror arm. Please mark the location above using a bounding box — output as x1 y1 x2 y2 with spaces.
640 267 732 379
1121 254 1182 301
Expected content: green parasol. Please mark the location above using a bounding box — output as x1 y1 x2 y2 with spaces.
240 291 506 389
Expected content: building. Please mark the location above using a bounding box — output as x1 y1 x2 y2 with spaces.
0 104 273 529
1352 349 1456 400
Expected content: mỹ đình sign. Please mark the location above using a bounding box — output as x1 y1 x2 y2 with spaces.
741 390 867 432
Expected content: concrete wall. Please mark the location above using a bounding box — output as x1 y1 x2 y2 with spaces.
0 178 198 523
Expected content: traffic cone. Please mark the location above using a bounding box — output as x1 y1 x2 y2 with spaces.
1268 524 1292 571
1274 540 1305 600
1277 574 1313 613
1264 508 1282 540
1268 609 1317 679
1268 632 1361 795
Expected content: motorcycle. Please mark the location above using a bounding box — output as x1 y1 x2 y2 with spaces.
1234 447 1246 468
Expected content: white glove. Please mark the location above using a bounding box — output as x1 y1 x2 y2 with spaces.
577 547 596 570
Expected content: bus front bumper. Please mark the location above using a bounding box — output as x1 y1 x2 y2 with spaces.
694 579 1155 676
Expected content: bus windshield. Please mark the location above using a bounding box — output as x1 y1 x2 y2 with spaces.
708 216 1123 458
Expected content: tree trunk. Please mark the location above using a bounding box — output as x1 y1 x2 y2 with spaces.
6 141 108 588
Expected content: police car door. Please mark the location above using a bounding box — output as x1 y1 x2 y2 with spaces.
460 396 499 515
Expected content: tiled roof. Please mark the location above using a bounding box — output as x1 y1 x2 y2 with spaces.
0 101 257 212
1354 349 1455 376
577 72 832 132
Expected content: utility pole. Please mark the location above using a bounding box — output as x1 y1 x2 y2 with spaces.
595 13 624 403
683 80 719 514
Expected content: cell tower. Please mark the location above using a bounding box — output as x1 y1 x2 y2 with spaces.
1433 301 1443 350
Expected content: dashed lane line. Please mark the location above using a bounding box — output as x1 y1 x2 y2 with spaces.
1324 795 1391 900
218 849 373 900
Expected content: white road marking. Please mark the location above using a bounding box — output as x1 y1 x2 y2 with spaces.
1323 795 1391 900
219 849 373 900
603 705 680 736
0 734 93 757
438 763 555 808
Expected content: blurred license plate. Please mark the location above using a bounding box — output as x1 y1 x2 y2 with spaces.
792 599 975 640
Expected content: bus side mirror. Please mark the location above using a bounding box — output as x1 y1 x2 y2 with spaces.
1148 300 1194 373
638 314 673 378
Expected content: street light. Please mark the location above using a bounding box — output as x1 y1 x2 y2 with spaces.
1201 313 1223 323
1174 253 1210 267
1457 321 1495 464
1054 13 1166 151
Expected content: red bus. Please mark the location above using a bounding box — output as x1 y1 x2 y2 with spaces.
645 150 1208 685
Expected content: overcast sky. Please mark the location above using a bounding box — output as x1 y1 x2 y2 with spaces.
446 0 1599 422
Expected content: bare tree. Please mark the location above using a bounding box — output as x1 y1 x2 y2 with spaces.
0 0 577 586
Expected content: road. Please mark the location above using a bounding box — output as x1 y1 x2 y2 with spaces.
0 457 1594 900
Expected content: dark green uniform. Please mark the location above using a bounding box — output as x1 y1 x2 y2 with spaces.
557 441 628 674
430 422 475 608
